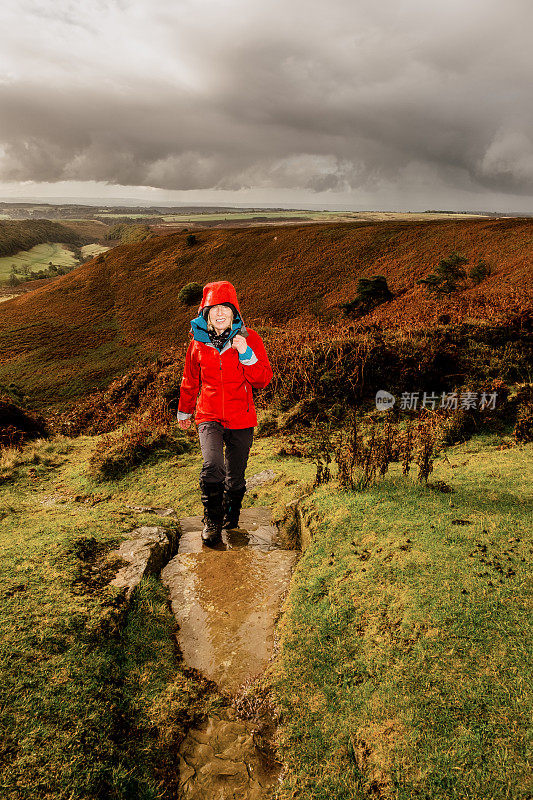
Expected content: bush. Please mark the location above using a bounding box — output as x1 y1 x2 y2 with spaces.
178 282 203 305
435 408 478 448
333 413 439 489
88 418 190 481
469 260 492 285
340 275 393 318
512 385 533 443
185 233 197 247
417 252 469 294
0 398 50 449
514 403 533 443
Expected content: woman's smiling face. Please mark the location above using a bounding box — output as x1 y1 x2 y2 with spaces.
208 304 233 333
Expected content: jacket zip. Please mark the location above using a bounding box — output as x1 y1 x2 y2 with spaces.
246 382 249 412
219 352 225 422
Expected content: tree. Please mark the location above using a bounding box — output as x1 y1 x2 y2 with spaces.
417 252 468 294
340 275 393 318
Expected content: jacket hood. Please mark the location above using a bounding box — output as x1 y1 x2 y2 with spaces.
198 280 241 314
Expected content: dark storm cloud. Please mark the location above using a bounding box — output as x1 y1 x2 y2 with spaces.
0 0 531 197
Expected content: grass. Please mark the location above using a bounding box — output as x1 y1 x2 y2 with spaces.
0 422 531 798
0 428 314 799
267 431 532 799
0 243 79 282
0 325 141 409
80 244 110 259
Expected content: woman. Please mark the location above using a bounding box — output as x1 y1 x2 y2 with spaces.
177 280 273 544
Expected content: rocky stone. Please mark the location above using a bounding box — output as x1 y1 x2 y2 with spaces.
245 470 278 491
108 525 178 599
125 505 179 517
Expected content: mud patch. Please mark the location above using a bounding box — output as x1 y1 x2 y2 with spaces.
178 709 281 799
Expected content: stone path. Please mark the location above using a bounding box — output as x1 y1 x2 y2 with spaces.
161 505 299 799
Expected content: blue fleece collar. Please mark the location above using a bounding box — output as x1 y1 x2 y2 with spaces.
190 311 244 345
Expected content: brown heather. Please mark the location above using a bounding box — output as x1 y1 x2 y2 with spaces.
0 218 531 413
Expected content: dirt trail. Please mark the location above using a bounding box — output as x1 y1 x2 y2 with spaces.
161 506 298 799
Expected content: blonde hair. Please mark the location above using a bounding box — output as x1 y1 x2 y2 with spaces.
206 305 234 333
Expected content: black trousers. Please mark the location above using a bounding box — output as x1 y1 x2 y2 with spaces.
197 421 254 491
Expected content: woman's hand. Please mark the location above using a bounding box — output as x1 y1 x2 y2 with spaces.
178 418 192 430
231 334 248 354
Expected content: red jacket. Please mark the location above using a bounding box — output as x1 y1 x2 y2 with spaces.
177 281 273 429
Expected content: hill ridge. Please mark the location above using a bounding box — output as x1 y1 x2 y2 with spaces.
0 218 531 410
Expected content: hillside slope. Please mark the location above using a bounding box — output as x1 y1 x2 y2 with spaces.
0 219 88 259
0 218 531 411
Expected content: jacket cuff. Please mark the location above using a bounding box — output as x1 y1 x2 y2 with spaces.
177 411 192 420
239 346 258 365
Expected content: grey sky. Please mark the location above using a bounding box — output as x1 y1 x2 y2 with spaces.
0 0 532 210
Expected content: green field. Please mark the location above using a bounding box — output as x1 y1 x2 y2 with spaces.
269 432 533 799
0 242 78 283
80 243 110 259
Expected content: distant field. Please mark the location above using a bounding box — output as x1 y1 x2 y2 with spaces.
97 212 162 219
93 210 490 224
0 243 78 283
80 243 110 259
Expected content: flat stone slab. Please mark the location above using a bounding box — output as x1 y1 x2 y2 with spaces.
161 509 298 693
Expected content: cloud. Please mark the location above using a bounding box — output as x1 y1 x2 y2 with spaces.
0 0 531 203
479 127 533 190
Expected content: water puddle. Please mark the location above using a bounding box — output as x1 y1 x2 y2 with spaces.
161 505 299 799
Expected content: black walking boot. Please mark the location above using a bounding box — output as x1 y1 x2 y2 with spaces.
200 480 225 544
222 485 247 530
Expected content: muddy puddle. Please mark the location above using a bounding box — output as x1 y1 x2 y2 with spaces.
161 506 299 799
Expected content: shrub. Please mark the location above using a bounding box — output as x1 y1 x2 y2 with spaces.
185 233 197 247
0 398 50 449
88 417 190 481
469 260 492 284
417 252 468 294
512 386 533 443
434 408 478 448
333 412 439 490
340 275 393 318
178 282 203 305
514 403 533 443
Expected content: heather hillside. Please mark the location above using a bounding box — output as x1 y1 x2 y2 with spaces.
0 218 531 412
